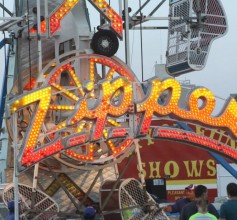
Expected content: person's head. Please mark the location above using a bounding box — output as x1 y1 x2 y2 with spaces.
226 182 237 198
94 142 102 153
196 198 208 214
195 185 208 199
184 184 196 201
84 206 96 220
8 200 14 212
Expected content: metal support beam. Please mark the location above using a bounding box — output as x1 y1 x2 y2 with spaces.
118 0 122 21
44 0 49 37
0 17 23 21
148 0 166 17
13 113 19 220
130 15 184 29
134 139 151 207
78 169 103 209
135 140 145 186
101 150 135 210
45 162 81 213
31 163 39 210
0 3 13 17
0 18 24 31
15 0 20 17
132 26 168 30
133 0 151 17
143 16 185 21
37 0 42 73
124 0 131 66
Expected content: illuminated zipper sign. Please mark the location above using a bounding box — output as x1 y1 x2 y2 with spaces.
30 0 123 38
10 77 237 168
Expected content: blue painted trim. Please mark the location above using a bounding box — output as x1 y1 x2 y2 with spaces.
208 152 237 178
0 39 6 50
176 121 193 132
0 47 9 132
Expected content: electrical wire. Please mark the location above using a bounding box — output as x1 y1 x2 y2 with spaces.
139 0 144 82
26 0 32 89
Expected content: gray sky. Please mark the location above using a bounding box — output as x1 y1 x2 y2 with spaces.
112 1 237 101
0 1 236 114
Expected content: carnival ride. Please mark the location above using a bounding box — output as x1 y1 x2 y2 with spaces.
0 0 235 219
166 0 227 76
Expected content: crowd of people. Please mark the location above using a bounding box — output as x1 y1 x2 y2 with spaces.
164 184 196 214
81 182 237 220
179 184 219 220
164 182 237 220
4 182 237 220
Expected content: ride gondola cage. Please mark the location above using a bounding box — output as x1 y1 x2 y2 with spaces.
100 178 169 220
166 0 227 76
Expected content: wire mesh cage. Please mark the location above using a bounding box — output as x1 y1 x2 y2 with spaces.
119 178 169 220
166 0 227 76
100 178 169 220
2 183 59 220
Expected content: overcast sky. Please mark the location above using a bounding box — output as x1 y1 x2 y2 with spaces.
112 1 237 100
0 1 236 114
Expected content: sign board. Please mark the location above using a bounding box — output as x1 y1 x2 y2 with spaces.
8 55 237 172
116 120 236 202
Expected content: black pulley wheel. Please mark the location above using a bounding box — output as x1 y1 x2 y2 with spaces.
91 30 119 57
